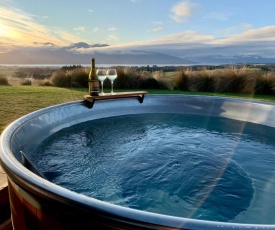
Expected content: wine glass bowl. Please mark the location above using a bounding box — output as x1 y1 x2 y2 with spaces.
106 69 117 94
96 69 107 95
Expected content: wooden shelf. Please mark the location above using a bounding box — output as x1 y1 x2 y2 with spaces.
83 91 148 108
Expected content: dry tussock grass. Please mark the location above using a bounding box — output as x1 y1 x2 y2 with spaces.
174 66 275 95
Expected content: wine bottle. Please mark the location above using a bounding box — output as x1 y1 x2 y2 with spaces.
88 58 99 96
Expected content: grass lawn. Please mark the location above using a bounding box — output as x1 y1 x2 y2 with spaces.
0 86 86 133
1 85 275 133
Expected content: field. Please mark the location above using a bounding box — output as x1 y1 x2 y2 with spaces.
0 86 85 133
0 66 57 86
1 86 275 133
1 65 275 134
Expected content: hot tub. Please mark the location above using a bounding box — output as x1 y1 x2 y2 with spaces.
1 95 275 230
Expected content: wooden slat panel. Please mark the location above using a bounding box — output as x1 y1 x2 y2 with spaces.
0 218 12 230
0 186 9 208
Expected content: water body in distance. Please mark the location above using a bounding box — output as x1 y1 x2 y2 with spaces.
32 114 275 224
0 63 212 68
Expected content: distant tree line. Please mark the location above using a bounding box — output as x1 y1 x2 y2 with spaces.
111 63 275 73
61 65 82 71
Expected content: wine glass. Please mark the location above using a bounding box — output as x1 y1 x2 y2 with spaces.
96 69 107 95
106 69 117 94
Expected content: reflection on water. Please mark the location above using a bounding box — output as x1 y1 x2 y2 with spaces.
32 114 275 224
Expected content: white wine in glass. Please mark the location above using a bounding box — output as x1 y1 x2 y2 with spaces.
96 69 107 95
106 69 117 94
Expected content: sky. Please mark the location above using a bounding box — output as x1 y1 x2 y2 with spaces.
1 0 275 61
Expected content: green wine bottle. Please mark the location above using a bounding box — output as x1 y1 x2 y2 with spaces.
88 58 99 96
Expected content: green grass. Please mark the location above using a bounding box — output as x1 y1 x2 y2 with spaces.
1 86 275 133
0 86 86 133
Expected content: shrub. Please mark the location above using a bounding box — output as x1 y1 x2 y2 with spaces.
174 69 189 90
51 67 88 88
139 77 160 89
139 70 169 89
152 70 170 89
112 67 140 89
214 67 255 94
0 75 9 85
188 69 215 92
255 71 275 94
152 70 165 80
214 68 237 93
51 70 71 87
237 68 258 94
71 68 88 87
39 80 53 86
156 79 170 89
20 79 32 86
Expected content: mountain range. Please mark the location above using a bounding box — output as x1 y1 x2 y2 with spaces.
1 42 275 65
0 47 195 65
187 55 275 65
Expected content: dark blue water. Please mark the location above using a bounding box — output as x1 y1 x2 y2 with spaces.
32 114 275 224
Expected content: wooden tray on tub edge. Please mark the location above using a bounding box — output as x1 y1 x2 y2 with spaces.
83 91 148 108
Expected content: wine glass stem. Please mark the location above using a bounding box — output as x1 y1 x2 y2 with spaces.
111 81 114 94
101 81 104 94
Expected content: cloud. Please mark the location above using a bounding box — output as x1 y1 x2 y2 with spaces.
205 11 232 21
170 1 199 23
155 31 213 43
0 41 15 53
65 42 111 54
88 9 93 13
54 31 82 44
63 42 111 52
216 24 252 36
78 26 275 58
0 6 78 46
0 23 13 38
79 31 214 56
33 42 55 46
216 26 275 44
91 44 110 48
92 27 99 33
73 26 85 32
107 27 117 31
1 3 275 62
151 27 164 33
68 42 91 49
73 26 85 35
107 35 119 41
7 24 275 61
154 21 164 25
68 42 109 49
0 7 48 39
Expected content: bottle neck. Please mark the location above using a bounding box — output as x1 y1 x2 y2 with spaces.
89 58 96 80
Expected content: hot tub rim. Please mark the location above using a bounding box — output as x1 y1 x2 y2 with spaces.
1 94 275 229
